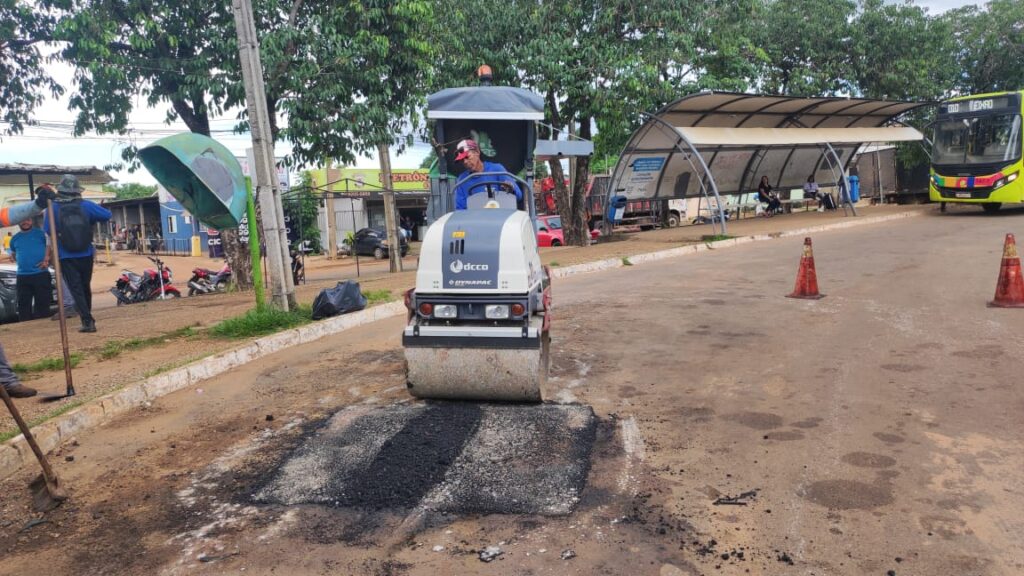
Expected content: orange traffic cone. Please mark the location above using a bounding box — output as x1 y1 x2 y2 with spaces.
988 233 1024 308
787 237 825 300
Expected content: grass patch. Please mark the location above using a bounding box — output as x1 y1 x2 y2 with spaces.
549 261 560 267
0 398 86 443
209 305 312 339
364 289 394 305
99 326 199 360
701 234 735 242
622 257 633 266
12 353 83 374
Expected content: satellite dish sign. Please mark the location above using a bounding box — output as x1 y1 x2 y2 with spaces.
139 133 247 229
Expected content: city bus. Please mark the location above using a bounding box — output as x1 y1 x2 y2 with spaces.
930 90 1023 212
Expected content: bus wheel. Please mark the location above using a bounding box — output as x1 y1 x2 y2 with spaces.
939 202 947 213
982 203 1002 213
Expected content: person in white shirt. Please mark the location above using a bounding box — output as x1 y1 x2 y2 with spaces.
803 175 823 211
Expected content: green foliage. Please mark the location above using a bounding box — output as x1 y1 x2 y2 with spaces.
851 0 957 101
943 0 1024 94
99 326 197 360
285 172 322 253
363 289 394 305
0 1 62 134
621 257 633 267
47 0 435 168
12 353 83 374
102 182 157 200
209 305 312 339
755 0 858 96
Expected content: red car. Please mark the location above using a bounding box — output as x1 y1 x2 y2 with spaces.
535 215 600 247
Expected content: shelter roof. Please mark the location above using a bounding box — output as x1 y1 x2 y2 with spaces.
611 91 932 200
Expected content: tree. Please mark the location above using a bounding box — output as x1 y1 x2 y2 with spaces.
944 0 1024 94
754 0 858 96
102 182 156 200
0 0 61 135
852 0 957 101
49 0 435 283
431 0 756 246
283 173 322 254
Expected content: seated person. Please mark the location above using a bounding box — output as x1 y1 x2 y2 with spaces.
453 139 522 209
757 175 782 216
803 175 822 210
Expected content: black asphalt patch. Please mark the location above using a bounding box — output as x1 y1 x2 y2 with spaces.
254 402 597 517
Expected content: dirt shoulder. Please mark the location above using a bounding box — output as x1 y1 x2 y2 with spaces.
0 204 925 435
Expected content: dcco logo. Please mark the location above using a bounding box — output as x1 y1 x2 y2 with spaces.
450 259 488 273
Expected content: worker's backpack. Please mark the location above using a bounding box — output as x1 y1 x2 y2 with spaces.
57 200 93 252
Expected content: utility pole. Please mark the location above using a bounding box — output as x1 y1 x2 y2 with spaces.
377 143 403 273
232 0 294 310
325 159 337 259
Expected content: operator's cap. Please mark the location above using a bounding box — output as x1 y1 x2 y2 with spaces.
454 139 479 162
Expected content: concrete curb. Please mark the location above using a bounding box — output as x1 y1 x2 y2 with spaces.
550 210 922 278
1 209 921 478
0 301 407 480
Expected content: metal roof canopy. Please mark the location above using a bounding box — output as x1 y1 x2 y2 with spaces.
0 163 114 187
609 91 931 233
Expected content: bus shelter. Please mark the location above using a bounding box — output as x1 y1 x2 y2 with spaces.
609 92 931 232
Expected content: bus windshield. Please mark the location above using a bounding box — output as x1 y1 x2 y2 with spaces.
932 113 1022 167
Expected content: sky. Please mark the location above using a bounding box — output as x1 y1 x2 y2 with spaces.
0 0 978 187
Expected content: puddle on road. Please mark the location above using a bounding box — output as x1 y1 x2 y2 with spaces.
254 402 598 517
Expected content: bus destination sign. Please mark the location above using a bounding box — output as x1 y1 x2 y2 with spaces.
940 96 1016 116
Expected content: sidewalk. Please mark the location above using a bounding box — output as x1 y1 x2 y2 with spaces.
0 204 928 441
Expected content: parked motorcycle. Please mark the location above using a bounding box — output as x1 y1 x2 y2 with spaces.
188 263 232 296
110 256 181 305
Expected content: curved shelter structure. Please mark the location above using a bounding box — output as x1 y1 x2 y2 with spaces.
609 92 931 230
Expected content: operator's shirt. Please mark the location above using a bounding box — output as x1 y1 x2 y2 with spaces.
453 161 522 210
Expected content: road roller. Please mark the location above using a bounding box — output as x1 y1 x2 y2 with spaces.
403 83 552 402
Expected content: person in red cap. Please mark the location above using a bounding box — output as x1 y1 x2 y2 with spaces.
453 139 522 209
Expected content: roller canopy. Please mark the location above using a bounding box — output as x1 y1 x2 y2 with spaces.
138 133 247 229
427 86 544 120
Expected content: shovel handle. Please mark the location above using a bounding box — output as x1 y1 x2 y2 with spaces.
46 199 74 396
0 384 59 485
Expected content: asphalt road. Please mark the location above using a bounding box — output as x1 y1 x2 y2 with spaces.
2 207 1022 575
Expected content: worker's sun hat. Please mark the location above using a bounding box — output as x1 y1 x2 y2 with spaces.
56 174 84 196
454 139 480 161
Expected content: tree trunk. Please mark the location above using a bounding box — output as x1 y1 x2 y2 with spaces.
221 227 253 289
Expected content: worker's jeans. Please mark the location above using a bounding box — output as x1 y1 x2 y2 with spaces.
60 256 94 325
0 343 19 390
17 271 51 321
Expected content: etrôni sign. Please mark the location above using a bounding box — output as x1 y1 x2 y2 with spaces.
623 156 665 199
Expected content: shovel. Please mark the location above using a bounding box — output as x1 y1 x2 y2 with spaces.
38 198 76 403
0 384 69 511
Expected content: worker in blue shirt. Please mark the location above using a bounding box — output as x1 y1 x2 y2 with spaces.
9 217 51 321
452 139 522 210
43 175 112 333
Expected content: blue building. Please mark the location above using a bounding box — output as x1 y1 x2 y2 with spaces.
157 186 212 256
